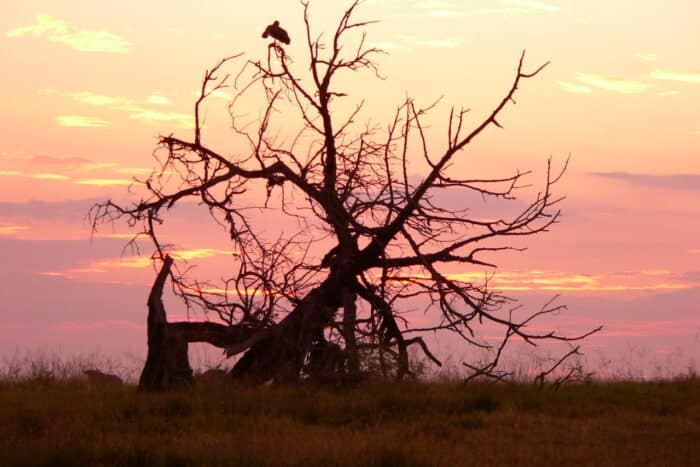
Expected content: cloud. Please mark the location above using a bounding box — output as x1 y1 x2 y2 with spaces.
557 81 592 94
114 167 157 175
6 14 131 53
172 248 238 260
0 225 29 236
44 248 238 278
373 0 557 18
44 89 189 128
0 199 96 220
30 173 71 180
0 170 22 176
574 73 651 94
72 92 124 106
41 89 128 107
590 172 700 190
145 94 172 105
53 320 144 332
634 53 658 62
650 69 700 84
397 268 698 293
428 9 466 17
78 162 119 171
96 248 236 268
397 34 462 48
56 115 110 128
369 41 406 51
36 247 241 288
459 0 560 17
371 0 464 17
93 233 139 239
15 154 119 174
127 110 193 128
74 178 134 186
507 0 560 12
463 8 524 16
680 271 700 282
3 156 131 186
29 155 90 167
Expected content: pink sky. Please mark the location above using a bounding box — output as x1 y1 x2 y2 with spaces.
1 1 698 376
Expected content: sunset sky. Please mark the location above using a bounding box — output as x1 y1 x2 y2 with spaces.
1 0 698 376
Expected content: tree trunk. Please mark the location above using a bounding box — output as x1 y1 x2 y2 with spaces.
139 256 193 391
230 276 344 384
139 256 260 391
139 257 349 389
342 287 360 378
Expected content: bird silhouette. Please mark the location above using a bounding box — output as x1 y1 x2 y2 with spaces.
262 20 290 45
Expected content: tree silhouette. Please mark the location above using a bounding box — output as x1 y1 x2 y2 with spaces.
91 1 599 390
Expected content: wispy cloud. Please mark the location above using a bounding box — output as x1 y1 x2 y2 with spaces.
43 248 238 278
0 225 29 236
507 0 560 12
29 155 90 166
0 155 155 187
369 41 406 51
78 162 119 171
93 233 139 239
30 173 71 180
371 0 464 17
26 155 117 172
650 69 700 84
460 0 560 16
43 89 189 128
462 8 524 16
590 172 700 190
41 89 126 107
6 14 131 53
114 167 158 175
557 81 592 94
171 249 238 260
402 269 697 293
127 110 192 128
372 0 559 18
40 250 238 281
634 53 658 62
71 92 124 106
574 73 651 94
681 271 700 282
397 34 461 48
74 178 133 186
53 320 143 332
145 94 172 105
56 115 109 128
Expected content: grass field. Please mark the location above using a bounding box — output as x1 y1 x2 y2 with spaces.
1 376 698 466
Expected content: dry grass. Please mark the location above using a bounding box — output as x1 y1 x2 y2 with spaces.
1 374 698 466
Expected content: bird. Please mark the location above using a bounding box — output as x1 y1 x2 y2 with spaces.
262 20 290 45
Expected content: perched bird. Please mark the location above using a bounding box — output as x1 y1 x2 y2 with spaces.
262 20 290 45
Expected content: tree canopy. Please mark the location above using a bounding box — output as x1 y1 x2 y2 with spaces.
91 1 599 389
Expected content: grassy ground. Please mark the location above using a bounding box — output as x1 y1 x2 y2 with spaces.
1 377 698 466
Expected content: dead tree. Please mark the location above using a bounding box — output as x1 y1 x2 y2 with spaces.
91 1 599 390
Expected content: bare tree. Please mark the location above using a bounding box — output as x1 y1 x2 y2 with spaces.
91 1 599 390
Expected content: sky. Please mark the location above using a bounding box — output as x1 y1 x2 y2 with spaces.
1 0 698 377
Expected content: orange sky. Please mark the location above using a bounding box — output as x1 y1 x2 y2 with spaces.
1 1 698 374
